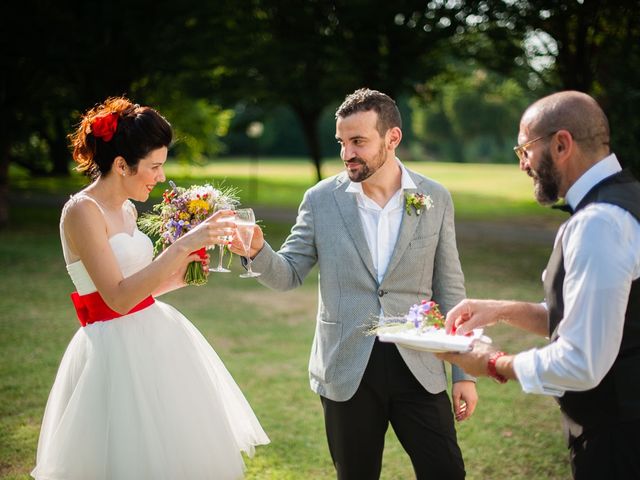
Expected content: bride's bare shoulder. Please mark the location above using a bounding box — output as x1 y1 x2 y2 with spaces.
61 193 105 232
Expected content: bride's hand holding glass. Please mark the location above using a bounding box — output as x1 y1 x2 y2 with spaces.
209 203 236 273
178 209 236 254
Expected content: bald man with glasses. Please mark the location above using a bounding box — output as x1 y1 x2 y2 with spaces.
438 91 640 480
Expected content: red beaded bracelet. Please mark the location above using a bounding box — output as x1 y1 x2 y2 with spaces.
487 351 508 384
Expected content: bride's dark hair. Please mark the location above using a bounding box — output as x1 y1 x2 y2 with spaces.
69 96 172 179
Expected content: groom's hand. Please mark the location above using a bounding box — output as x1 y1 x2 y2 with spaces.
452 380 478 422
229 225 265 259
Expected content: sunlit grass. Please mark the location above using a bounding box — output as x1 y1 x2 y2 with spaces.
3 160 568 478
0 195 569 479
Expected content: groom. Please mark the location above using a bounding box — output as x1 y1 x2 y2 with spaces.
232 88 477 479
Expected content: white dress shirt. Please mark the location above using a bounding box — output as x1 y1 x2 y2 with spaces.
514 154 640 396
345 159 417 284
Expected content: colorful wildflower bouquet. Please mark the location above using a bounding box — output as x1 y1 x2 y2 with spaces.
138 181 239 286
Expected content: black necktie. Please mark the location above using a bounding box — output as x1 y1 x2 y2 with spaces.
552 203 574 215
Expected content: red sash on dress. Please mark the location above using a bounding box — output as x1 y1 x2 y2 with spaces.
70 291 155 327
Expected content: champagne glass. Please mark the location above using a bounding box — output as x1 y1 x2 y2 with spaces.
235 208 261 278
209 202 235 273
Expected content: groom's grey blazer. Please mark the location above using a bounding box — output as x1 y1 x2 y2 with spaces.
252 167 473 402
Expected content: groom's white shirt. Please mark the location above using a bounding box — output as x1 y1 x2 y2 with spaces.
346 159 417 284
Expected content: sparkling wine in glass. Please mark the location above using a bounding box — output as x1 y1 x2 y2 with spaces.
209 202 235 273
235 208 261 278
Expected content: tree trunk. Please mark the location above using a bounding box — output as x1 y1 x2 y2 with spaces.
294 109 323 183
0 142 10 228
47 120 71 176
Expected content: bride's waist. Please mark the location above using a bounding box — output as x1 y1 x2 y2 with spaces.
70 291 155 327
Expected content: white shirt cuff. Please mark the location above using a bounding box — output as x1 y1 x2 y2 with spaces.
513 349 564 397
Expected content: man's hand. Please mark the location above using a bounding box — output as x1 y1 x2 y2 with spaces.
452 380 478 422
445 299 506 335
437 341 499 378
445 299 549 337
229 224 265 259
437 341 516 381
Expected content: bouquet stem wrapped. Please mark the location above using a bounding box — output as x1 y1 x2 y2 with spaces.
186 247 208 286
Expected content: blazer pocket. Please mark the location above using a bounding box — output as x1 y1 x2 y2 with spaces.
310 320 343 382
409 232 438 250
318 318 339 326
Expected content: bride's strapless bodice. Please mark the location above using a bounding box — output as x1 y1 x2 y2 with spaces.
66 230 154 295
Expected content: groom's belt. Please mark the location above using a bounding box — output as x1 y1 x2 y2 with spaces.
70 291 155 327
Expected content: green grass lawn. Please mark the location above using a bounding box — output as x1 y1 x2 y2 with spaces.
1 161 570 479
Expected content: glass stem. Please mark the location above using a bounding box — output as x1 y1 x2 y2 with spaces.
218 244 225 269
244 250 253 273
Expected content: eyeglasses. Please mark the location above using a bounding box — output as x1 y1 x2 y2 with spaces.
513 131 558 163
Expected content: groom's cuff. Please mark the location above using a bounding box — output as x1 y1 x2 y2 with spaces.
452 365 476 383
249 242 274 271
239 244 270 270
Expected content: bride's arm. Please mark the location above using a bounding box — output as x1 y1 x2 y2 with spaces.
150 252 211 297
64 199 232 313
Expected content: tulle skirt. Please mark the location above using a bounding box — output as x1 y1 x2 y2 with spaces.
32 300 269 480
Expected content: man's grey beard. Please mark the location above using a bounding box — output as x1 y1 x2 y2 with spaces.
533 148 561 206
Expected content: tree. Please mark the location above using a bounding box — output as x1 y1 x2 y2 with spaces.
416 0 640 175
412 67 533 162
206 0 494 181
4 0 638 229
481 0 640 177
0 0 231 226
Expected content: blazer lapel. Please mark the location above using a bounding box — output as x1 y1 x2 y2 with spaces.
334 180 377 281
382 174 424 282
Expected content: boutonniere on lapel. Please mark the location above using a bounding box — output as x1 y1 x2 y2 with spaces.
404 193 433 216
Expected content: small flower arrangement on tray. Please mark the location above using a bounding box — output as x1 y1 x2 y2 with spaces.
370 300 487 353
371 300 446 333
138 181 239 285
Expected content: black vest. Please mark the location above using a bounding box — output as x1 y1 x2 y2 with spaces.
544 170 640 437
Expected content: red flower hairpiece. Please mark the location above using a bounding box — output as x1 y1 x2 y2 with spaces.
91 113 119 142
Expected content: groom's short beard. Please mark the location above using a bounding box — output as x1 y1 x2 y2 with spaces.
347 142 387 183
533 148 561 206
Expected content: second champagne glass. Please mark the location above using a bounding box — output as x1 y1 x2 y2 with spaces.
235 208 261 278
209 202 235 273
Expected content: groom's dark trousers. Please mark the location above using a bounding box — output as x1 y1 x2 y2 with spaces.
321 339 465 480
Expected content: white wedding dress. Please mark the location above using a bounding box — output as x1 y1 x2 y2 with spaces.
32 198 269 480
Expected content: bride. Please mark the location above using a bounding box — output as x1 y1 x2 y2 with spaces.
31 97 269 480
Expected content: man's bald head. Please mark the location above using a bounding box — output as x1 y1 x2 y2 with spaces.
522 91 610 159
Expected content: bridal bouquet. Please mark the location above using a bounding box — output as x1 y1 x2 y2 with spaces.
138 181 239 285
